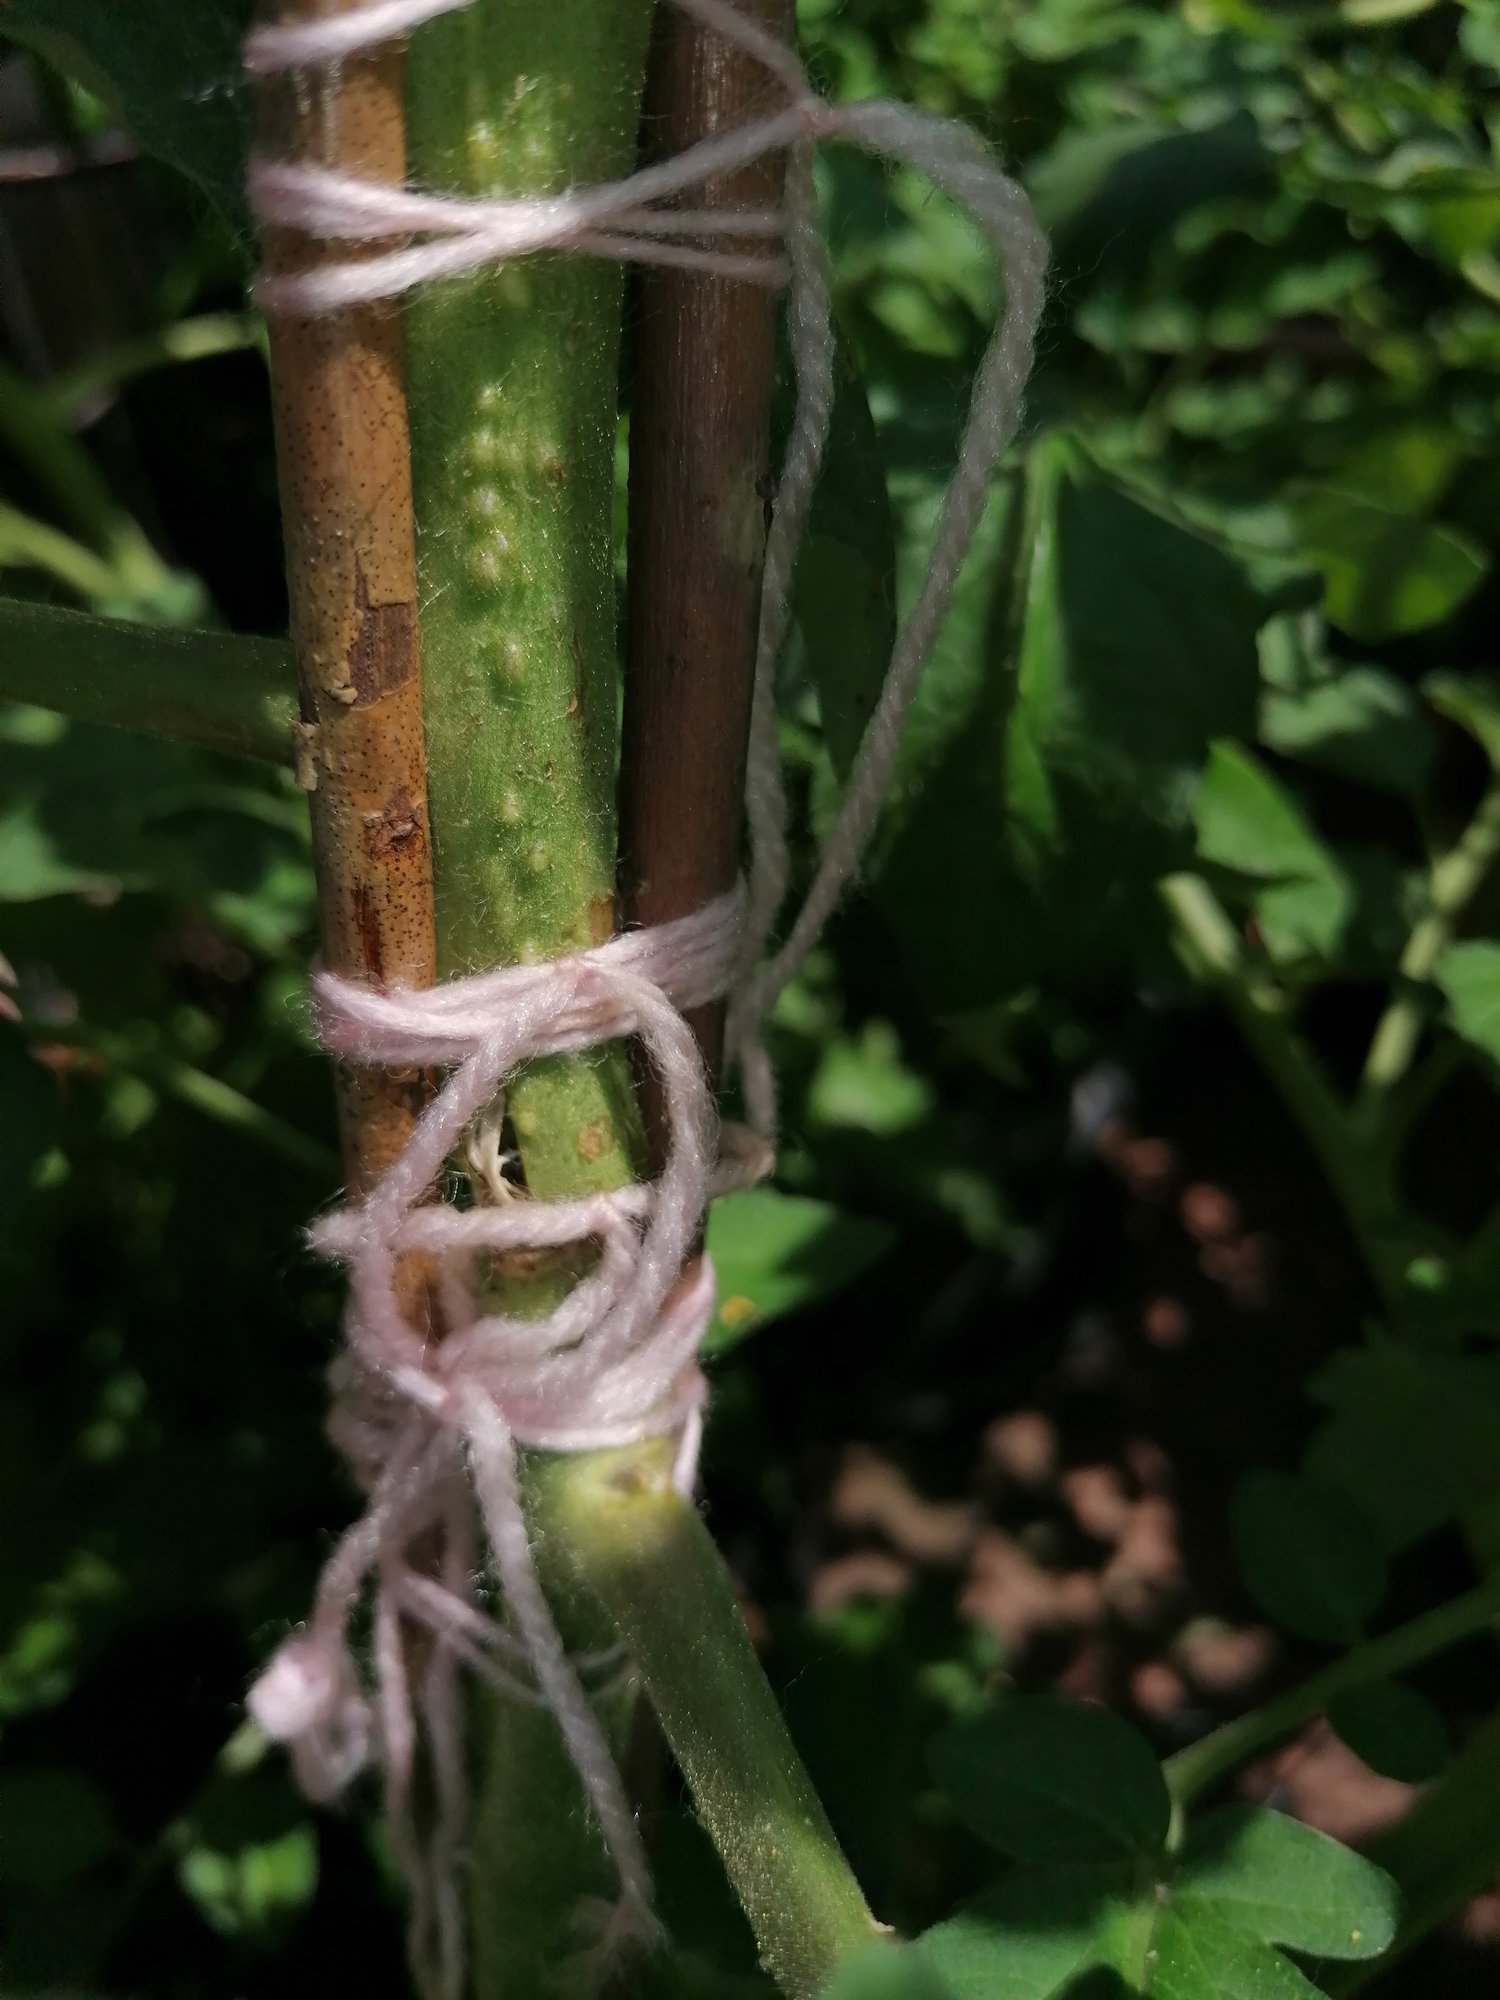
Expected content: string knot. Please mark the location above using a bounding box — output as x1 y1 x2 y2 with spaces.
248 1632 373 1798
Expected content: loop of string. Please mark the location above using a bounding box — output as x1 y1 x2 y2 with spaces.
243 3 1046 1995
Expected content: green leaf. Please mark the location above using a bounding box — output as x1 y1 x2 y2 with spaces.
1329 1680 1452 1784
1193 744 1340 895
1305 1340 1500 1551
929 1697 1172 1866
1435 941 1500 1063
1260 668 1435 797
1425 673 1500 767
3 0 254 242
1193 745 1356 966
0 712 314 956
177 1825 319 1942
817 439 1264 1006
786 329 897 754
919 1867 1129 2000
703 1188 897 1354
1230 1469 1387 1644
821 1940 956 2000
1175 1804 1398 1959
1148 1905 1326 2000
1289 485 1488 643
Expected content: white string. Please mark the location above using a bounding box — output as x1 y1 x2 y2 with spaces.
244 3 1046 1994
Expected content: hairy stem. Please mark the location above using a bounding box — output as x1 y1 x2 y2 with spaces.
0 599 296 764
404 6 654 1991
536 1447 883 1998
403 7 873 1991
1164 1568 1500 1808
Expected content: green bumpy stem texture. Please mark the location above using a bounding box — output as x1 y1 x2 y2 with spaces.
407 0 649 1195
404 10 875 1993
406 8 653 1991
537 1446 882 1999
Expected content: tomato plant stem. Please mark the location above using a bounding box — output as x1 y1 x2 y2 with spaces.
1161 871 1405 1313
0 599 296 764
1357 775 1500 1113
1164 1567 1500 1808
402 4 871 1990
534 1445 883 1998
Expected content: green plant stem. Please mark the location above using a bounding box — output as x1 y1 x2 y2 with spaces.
535 1445 883 1999
1160 872 1404 1312
403 10 874 1992
44 313 264 425
0 361 189 613
17 1017 337 1176
405 9 653 1984
1164 1568 1500 1808
0 503 120 601
0 598 296 764
1358 775 1500 1112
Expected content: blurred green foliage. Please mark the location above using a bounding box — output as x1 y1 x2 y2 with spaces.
2 0 1500 1994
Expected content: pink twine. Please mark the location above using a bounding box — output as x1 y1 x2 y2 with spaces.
245 2 1046 1995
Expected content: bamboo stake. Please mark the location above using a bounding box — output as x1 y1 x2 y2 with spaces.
620 0 790 1130
255 3 436 1192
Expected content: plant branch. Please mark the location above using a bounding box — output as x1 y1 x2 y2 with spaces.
43 312 264 425
1164 1568 1500 1808
0 598 296 764
1161 872 1404 1313
18 1017 338 1177
1357 774 1500 1113
402 6 656 1989
536 1445 883 1999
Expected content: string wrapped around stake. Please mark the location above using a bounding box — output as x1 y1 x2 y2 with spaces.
243 2 1047 1995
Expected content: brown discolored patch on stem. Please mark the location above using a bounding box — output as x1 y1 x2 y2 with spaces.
619 0 790 1164
252 3 437 1196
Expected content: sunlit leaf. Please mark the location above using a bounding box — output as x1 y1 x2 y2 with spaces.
1175 1804 1398 1959
1149 1904 1326 2000
703 1188 896 1354
1260 668 1434 797
1290 485 1488 643
919 1866 1129 1999
1436 941 1500 1064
